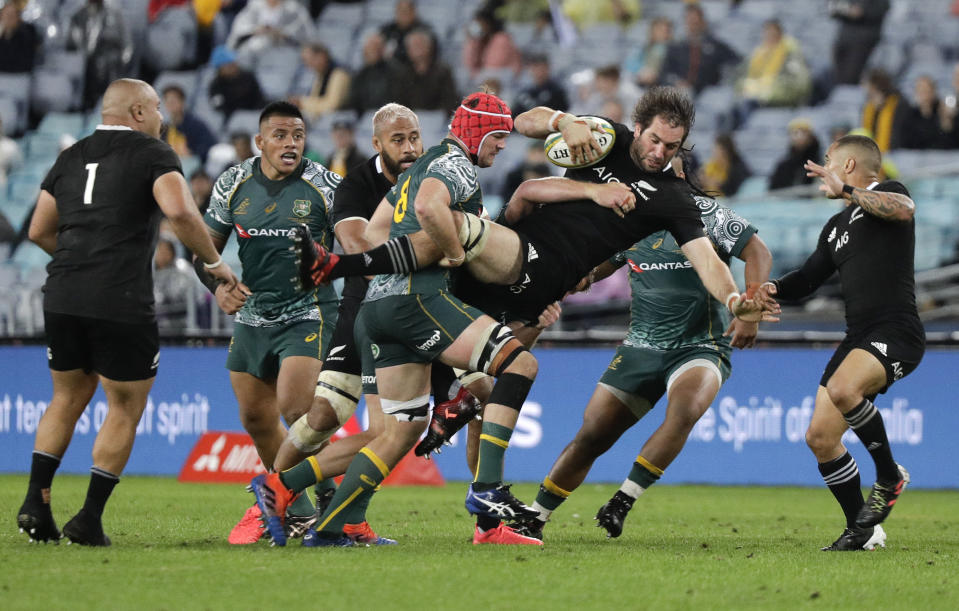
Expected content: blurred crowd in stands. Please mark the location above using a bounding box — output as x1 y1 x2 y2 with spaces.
3 0 959 337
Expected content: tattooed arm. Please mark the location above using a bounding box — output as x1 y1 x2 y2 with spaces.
845 187 915 222
804 159 915 222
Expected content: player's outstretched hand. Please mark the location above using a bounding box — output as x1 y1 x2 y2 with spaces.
559 116 604 167
804 159 844 199
723 318 759 349
588 182 636 218
534 301 562 330
729 293 780 323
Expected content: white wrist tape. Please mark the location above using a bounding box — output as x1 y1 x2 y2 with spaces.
203 258 223 270
725 292 740 313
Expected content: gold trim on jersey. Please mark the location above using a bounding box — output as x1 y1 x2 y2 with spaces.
415 295 455 341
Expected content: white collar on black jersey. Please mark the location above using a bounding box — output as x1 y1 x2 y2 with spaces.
95 124 133 131
866 181 879 190
375 155 384 174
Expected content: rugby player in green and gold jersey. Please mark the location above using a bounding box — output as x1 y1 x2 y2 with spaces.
195 102 342 541
516 157 773 540
252 93 548 546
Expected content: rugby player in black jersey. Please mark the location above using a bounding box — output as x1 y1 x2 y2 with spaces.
16 79 240 546
299 87 775 331
757 135 924 551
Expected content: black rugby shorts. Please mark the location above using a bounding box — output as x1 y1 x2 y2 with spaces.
44 311 159 381
820 320 925 398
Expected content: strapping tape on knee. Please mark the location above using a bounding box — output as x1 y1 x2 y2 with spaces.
381 394 431 422
288 414 334 454
468 322 525 377
453 367 489 387
314 370 361 425
458 212 491 263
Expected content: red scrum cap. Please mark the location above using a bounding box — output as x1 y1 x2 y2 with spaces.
450 92 513 159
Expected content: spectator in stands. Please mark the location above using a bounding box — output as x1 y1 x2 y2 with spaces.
501 141 553 200
208 130 256 176
560 0 639 28
162 85 217 164
67 0 134 111
0 115 23 187
572 65 641 117
600 98 625 123
321 118 365 178
401 28 460 112
290 42 350 122
735 20 811 113
939 63 959 149
208 45 265 122
347 31 406 114
227 0 313 62
463 8 523 81
512 53 569 117
660 3 739 94
153 234 197 332
902 75 951 150
0 1 40 73
144 0 197 75
380 0 438 66
860 68 908 152
769 118 821 191
699 133 751 197
622 16 673 88
828 0 889 86
189 169 214 214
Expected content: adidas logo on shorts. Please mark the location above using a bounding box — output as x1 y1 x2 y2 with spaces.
870 341 888 356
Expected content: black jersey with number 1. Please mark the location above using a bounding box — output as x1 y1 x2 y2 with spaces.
40 127 182 323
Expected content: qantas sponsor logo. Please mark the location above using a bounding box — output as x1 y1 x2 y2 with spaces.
634 261 693 271
234 223 297 238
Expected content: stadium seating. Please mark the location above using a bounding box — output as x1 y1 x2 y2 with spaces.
3 0 959 336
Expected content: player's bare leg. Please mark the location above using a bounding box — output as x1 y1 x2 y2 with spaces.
62 375 155 546
824 349 907 529
521 386 637 539
637 367 719 468
231 372 284 468
18 369 98 543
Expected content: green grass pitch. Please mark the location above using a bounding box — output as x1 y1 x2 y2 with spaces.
2 475 957 610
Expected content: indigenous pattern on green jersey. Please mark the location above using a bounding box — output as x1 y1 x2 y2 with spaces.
205 157 340 326
366 139 484 300
611 195 757 351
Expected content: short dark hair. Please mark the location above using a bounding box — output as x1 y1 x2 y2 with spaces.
865 68 896 97
631 86 696 140
161 84 186 100
833 134 882 173
259 101 304 127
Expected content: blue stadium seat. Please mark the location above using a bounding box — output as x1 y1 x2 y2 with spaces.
225 110 262 137
0 74 31 134
31 69 79 114
37 112 86 138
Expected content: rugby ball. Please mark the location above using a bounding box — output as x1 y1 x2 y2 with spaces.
544 116 616 169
